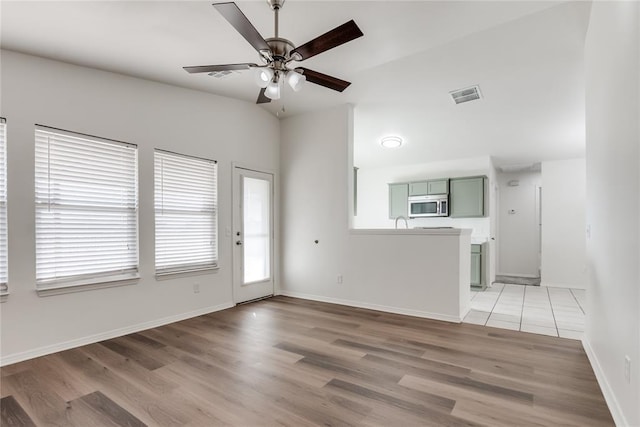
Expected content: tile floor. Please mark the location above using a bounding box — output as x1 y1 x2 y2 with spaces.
464 283 586 340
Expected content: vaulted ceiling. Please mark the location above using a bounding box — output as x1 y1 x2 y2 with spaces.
1 1 590 168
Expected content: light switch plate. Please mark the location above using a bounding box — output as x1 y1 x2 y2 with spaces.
625 356 631 383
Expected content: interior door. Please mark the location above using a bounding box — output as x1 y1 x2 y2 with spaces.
232 166 274 304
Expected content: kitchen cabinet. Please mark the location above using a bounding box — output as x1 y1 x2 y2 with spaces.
408 179 449 196
471 244 483 287
450 176 485 218
388 183 408 219
409 181 429 196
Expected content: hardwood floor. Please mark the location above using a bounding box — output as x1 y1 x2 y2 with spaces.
1 296 614 426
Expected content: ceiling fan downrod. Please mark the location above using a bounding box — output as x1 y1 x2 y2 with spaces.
268 0 285 38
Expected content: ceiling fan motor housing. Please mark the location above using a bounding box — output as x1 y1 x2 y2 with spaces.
265 37 296 61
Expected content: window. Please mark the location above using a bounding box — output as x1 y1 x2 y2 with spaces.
0 119 7 295
35 126 138 291
154 150 217 275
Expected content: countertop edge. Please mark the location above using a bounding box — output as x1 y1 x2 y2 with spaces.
349 228 473 236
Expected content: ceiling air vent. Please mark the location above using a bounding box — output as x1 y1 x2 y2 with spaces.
450 85 482 104
207 70 238 79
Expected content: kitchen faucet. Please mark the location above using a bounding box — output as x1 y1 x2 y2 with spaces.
395 216 409 229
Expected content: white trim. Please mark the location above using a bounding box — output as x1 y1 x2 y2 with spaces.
350 228 471 236
155 267 220 281
582 337 628 427
0 302 234 367
540 281 587 290
496 272 540 278
280 290 463 323
37 274 140 297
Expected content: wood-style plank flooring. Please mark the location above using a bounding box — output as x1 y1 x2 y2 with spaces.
1 296 614 426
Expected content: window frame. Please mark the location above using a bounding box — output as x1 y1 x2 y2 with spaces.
34 125 139 295
154 149 218 277
0 118 7 300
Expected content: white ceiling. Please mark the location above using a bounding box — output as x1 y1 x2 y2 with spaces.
1 1 590 169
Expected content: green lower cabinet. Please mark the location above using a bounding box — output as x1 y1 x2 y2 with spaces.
471 244 483 288
450 176 486 218
388 183 409 219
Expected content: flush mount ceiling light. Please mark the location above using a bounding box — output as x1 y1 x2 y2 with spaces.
183 0 364 104
380 136 403 148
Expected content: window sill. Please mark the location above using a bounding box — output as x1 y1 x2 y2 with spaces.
36 274 140 297
155 266 219 281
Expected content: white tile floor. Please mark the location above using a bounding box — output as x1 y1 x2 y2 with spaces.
464 283 586 340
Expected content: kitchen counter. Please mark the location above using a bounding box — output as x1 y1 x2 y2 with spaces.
340 227 472 322
350 228 472 236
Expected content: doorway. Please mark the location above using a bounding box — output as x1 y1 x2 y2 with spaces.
496 171 542 279
232 166 274 304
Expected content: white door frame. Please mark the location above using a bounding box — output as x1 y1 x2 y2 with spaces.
232 163 275 304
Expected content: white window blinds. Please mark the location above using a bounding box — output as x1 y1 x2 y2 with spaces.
35 127 139 289
0 119 7 293
154 149 217 275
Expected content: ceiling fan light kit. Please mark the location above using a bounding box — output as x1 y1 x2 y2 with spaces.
265 78 281 100
253 67 273 88
286 70 306 92
183 0 363 105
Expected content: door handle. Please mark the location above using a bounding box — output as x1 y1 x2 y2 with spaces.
236 240 242 246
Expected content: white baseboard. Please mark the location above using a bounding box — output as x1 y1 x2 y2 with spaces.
280 290 462 323
0 302 234 367
540 282 587 290
496 272 539 278
582 337 628 427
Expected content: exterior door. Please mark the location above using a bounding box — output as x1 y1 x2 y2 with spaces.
232 166 274 303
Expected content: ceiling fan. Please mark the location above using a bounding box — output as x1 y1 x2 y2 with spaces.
183 0 363 103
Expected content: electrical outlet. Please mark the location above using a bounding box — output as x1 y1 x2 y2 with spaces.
193 283 200 294
337 275 343 284
624 356 631 383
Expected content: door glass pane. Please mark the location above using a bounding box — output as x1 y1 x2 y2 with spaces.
243 176 270 283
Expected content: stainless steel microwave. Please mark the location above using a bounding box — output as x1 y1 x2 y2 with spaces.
408 194 449 217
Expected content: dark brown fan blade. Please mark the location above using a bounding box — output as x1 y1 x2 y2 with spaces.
183 63 256 74
256 88 271 104
291 20 363 61
298 68 351 92
213 2 270 53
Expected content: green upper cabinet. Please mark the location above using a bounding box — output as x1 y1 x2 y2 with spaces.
388 183 409 219
408 179 449 196
450 176 486 218
408 181 429 196
427 179 449 195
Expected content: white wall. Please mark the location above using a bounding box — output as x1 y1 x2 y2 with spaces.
541 158 587 289
584 2 640 426
0 50 280 364
496 170 542 277
281 105 471 321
